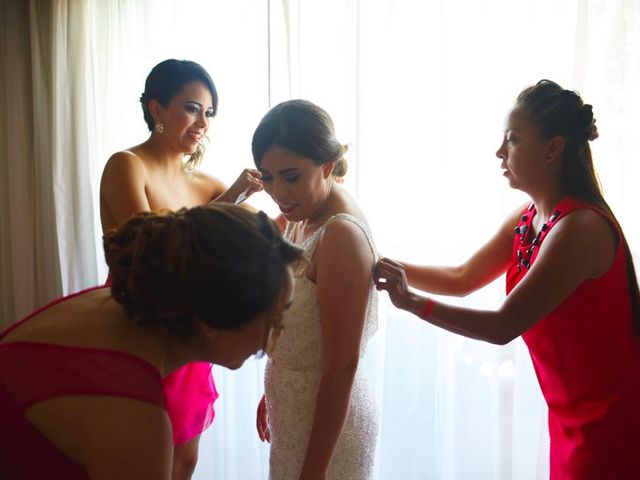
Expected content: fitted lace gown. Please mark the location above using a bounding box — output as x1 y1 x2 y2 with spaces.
264 213 379 480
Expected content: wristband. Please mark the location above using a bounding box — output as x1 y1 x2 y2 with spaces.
421 298 435 320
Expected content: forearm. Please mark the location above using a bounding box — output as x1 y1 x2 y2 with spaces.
402 263 472 296
211 190 235 203
300 365 357 477
402 293 521 345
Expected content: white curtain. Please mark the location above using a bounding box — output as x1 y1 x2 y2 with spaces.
260 1 640 479
1 1 638 478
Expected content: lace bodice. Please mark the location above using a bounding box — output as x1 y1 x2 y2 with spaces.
271 213 378 369
265 213 379 479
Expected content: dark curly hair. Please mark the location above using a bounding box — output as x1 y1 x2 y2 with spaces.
251 99 348 178
103 204 302 337
517 79 640 339
139 59 218 170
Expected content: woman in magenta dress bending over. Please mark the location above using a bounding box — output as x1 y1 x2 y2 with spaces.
0 205 300 479
99 59 263 479
374 80 640 479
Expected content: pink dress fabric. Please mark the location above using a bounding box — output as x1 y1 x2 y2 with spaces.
0 287 167 479
163 361 218 445
105 275 218 444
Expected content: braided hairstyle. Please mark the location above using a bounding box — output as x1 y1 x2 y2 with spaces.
103 204 302 337
139 59 218 171
517 79 640 339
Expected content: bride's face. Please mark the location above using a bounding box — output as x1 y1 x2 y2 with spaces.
258 145 333 223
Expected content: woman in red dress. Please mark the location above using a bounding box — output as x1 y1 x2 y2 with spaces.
374 80 640 479
0 205 301 479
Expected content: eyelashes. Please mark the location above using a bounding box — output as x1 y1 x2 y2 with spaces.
184 103 215 118
261 174 300 183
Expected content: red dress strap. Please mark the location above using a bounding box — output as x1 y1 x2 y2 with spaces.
0 342 165 410
506 197 618 291
0 285 108 341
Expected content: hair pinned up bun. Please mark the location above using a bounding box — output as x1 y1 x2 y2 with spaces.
252 99 349 179
104 205 303 336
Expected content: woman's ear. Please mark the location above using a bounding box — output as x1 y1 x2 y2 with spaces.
322 161 335 179
545 135 566 164
148 99 163 123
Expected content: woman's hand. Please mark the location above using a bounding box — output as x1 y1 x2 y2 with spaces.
219 169 263 204
256 394 270 443
373 257 418 311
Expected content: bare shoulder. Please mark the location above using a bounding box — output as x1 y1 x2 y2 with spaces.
544 207 617 277
105 149 146 168
191 169 227 199
318 215 374 264
555 207 617 247
101 150 147 184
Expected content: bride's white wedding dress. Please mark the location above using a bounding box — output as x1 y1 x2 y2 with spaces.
265 213 379 480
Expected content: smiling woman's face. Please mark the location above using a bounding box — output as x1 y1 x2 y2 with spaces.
153 80 214 155
258 145 333 223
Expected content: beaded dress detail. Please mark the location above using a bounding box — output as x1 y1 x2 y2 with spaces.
265 213 379 480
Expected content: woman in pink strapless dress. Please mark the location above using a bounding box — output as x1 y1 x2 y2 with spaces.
0 205 300 479
100 59 263 478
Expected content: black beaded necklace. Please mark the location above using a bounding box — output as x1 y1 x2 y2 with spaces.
513 203 562 272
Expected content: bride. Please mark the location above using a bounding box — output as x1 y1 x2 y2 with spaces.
253 99 378 479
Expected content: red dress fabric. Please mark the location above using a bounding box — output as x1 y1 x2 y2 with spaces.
104 274 218 444
0 287 166 479
506 197 640 479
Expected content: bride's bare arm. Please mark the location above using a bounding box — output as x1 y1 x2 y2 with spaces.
298 221 374 479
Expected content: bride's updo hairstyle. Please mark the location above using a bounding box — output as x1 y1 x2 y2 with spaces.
104 204 302 336
251 99 348 179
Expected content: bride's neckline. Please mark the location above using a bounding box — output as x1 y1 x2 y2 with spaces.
292 212 362 246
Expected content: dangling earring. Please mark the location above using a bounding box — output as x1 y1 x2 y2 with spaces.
154 120 165 134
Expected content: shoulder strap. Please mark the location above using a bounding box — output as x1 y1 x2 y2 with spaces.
303 213 377 259
0 342 165 410
1 286 107 340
